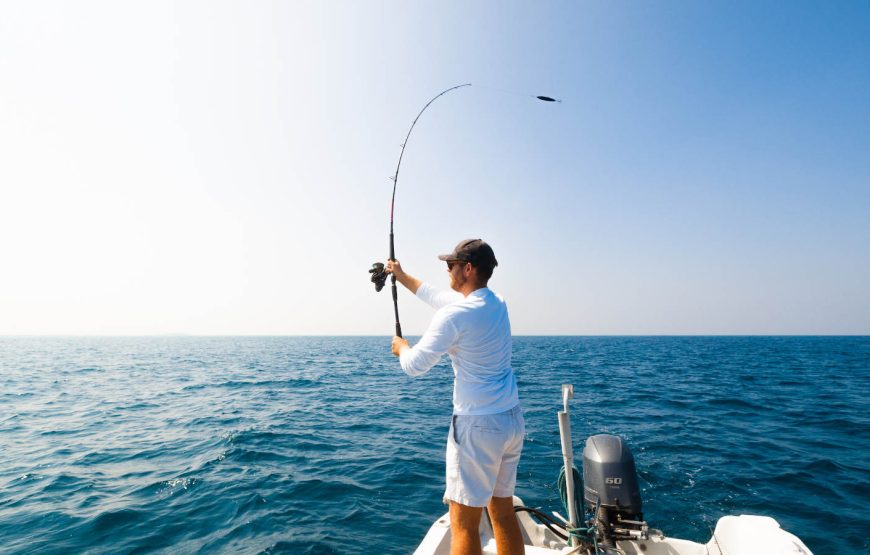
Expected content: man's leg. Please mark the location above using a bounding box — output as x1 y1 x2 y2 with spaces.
449 501 483 555
488 496 524 555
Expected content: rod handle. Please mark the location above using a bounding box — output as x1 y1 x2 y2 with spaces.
391 278 402 338
389 233 401 337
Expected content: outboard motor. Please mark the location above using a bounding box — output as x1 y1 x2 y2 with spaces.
582 434 648 546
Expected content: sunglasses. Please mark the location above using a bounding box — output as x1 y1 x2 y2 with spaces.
447 261 468 271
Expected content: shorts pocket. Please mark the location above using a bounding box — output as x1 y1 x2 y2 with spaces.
472 413 506 435
446 417 461 485
450 415 461 445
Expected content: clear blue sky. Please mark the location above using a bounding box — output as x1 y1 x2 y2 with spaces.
1 1 868 334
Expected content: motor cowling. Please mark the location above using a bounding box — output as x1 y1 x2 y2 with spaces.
582 434 646 545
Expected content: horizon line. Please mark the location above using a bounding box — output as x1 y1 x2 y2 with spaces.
2 333 868 338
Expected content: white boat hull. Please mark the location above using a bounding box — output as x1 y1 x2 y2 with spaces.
414 497 813 555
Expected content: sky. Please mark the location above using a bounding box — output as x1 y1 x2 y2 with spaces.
1 1 868 335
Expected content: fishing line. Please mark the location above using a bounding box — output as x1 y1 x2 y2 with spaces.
472 83 562 103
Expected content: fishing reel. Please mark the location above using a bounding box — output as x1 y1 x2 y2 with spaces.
369 262 388 292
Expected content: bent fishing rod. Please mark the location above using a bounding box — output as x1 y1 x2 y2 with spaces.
369 83 560 337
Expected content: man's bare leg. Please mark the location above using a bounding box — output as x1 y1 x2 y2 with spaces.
449 501 483 555
488 496 524 555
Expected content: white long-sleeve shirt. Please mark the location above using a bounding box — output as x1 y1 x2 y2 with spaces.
399 282 519 416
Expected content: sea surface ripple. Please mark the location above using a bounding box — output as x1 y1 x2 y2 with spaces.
0 336 868 554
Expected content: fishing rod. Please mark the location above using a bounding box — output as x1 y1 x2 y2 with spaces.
369 83 561 337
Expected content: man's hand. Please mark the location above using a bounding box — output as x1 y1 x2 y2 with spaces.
392 336 409 357
386 259 405 280
386 259 422 294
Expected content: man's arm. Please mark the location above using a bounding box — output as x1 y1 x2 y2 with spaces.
390 310 458 377
386 259 421 294
387 259 462 309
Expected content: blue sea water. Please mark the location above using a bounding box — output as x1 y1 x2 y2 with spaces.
0 336 868 554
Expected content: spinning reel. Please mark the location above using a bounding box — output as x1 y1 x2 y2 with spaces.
369 262 388 292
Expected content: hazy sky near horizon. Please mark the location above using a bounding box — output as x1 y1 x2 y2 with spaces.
1 1 868 335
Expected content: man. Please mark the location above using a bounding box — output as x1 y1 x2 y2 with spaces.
387 239 524 555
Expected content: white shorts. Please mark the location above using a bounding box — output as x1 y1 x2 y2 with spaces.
443 405 525 507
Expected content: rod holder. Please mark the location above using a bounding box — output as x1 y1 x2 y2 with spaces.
562 383 574 413
558 383 578 530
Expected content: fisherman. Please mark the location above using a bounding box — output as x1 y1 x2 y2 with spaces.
387 239 524 555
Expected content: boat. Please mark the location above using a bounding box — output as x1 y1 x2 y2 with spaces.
414 385 813 555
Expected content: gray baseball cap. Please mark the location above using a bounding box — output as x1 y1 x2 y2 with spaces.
438 239 498 267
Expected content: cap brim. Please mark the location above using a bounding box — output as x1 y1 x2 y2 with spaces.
437 254 454 261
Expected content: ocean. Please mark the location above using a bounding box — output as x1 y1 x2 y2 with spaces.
1 336 868 554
